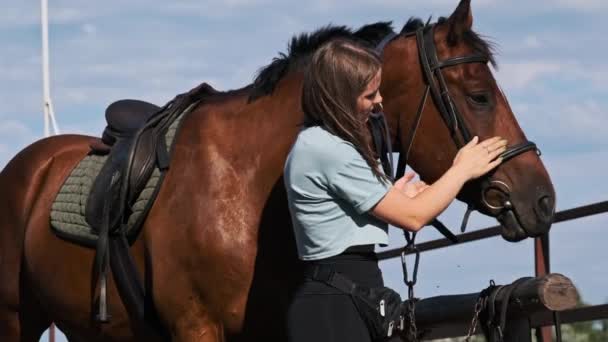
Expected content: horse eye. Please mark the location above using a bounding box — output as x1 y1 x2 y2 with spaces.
468 93 490 106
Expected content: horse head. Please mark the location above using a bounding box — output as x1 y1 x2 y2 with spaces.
380 0 555 241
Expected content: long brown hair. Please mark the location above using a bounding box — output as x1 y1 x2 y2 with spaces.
302 39 388 182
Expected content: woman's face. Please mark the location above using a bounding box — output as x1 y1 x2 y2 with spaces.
356 69 383 121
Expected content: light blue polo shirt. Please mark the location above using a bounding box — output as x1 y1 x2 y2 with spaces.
284 126 391 260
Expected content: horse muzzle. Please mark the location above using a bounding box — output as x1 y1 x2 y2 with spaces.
481 179 555 242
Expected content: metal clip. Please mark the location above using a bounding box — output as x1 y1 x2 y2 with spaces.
379 299 386 317
387 321 394 337
401 245 420 292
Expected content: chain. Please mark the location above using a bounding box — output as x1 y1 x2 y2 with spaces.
464 295 485 341
401 231 420 341
406 298 418 341
464 280 499 342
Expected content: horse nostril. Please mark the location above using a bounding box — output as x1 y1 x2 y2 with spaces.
536 195 555 221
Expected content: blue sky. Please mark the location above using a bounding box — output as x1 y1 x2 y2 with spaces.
1 1 606 340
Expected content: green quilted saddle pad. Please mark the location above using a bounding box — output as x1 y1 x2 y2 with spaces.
50 109 186 246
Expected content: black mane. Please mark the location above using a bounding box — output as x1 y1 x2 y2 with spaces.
249 17 496 101
249 22 394 101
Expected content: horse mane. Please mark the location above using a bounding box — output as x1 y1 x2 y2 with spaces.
248 22 394 102
248 17 496 102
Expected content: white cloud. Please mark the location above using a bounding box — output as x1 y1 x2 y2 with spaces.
0 6 39 28
81 23 97 35
574 66 608 89
523 35 541 49
163 0 274 18
57 119 106 137
0 119 40 169
0 64 40 83
0 120 36 140
554 0 608 11
561 100 606 131
515 96 608 148
542 150 608 207
496 61 562 90
507 60 608 92
50 7 88 24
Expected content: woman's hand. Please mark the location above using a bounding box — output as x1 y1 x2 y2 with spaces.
452 136 507 181
394 172 429 198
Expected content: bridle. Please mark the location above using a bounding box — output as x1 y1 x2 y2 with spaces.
376 25 540 234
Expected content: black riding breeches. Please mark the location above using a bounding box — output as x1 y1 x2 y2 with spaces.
286 245 383 342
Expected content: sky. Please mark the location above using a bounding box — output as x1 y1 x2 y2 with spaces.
0 1 606 341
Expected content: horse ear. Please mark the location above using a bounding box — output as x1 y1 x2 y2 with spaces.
447 0 473 43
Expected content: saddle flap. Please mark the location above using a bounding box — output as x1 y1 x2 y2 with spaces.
128 128 159 204
86 137 134 232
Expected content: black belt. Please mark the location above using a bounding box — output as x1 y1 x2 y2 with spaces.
304 264 358 294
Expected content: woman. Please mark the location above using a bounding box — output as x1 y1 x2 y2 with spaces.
284 39 507 342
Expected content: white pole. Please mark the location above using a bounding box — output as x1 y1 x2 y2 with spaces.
41 6 59 342
41 0 60 137
42 3 57 341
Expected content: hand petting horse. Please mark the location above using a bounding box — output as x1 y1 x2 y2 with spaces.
0 1 554 341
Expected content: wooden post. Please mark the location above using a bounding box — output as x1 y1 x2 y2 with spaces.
535 234 553 342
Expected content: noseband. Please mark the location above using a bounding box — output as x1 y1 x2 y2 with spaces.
376 25 540 234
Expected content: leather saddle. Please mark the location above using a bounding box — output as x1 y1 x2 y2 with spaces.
86 82 219 239
86 99 166 237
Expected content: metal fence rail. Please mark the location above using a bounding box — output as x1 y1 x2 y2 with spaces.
377 201 608 259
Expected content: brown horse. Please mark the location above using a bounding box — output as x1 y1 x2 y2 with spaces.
0 1 554 341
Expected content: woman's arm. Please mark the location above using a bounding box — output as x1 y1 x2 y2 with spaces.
371 136 507 231
371 167 468 231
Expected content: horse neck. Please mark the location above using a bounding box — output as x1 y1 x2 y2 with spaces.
185 72 305 183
